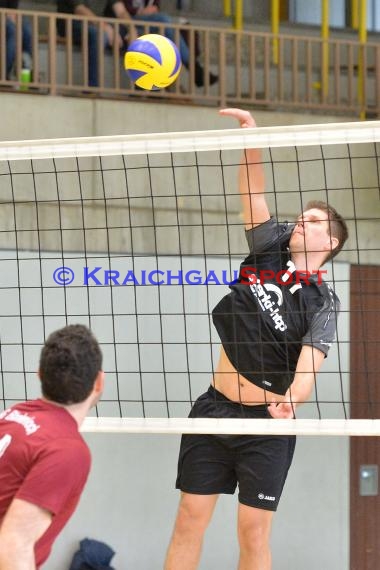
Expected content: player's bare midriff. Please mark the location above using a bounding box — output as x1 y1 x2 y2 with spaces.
213 347 286 405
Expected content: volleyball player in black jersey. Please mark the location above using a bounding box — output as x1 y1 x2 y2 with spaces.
165 108 349 570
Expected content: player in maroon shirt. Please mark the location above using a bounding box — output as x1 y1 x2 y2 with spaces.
0 324 104 569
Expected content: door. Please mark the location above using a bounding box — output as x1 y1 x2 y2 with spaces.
350 265 380 569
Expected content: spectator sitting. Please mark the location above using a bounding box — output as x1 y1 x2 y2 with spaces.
56 0 137 88
0 0 32 80
104 0 218 88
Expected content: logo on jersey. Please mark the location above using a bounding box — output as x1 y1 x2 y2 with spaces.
248 274 287 331
0 409 40 435
258 493 276 502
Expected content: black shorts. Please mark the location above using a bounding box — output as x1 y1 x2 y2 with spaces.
176 385 296 511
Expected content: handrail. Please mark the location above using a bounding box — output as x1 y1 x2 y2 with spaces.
0 7 378 117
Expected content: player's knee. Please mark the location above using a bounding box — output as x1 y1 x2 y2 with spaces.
175 499 210 534
238 516 271 552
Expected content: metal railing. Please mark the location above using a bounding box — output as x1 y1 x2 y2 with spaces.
0 8 379 117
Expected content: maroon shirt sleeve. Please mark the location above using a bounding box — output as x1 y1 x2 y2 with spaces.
15 438 91 515
14 438 91 567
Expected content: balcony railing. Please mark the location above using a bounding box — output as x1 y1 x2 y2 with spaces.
0 8 379 117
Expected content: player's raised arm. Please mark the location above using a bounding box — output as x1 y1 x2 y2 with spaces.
219 108 270 229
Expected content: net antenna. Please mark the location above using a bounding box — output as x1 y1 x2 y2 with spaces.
0 120 379 436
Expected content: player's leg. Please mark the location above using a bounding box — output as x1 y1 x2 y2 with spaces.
69 21 100 88
237 503 273 570
234 429 296 570
166 388 239 568
164 492 219 570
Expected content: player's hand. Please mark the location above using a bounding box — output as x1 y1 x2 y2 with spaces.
268 402 296 419
219 108 256 129
140 5 158 15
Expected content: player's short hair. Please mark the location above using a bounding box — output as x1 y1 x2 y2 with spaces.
39 324 102 405
305 200 348 262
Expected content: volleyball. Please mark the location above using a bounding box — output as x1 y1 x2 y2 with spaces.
124 33 182 91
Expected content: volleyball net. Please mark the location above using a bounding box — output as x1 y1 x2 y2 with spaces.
0 120 379 436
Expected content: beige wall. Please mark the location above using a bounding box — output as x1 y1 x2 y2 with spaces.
0 91 349 140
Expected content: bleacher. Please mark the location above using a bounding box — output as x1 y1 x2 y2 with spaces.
1 0 379 117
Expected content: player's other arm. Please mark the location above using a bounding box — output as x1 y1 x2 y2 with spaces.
0 498 52 570
71 3 118 47
268 345 325 419
110 1 138 42
219 108 270 230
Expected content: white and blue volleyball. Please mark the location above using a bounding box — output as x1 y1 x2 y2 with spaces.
124 33 182 90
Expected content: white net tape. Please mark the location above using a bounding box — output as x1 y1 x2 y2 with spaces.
0 120 379 160
82 417 380 436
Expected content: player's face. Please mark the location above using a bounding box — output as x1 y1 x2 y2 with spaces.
290 208 337 256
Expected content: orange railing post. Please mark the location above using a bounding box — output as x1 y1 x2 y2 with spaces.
271 0 280 65
358 0 367 119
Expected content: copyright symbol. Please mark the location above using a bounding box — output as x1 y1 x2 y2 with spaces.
53 267 75 286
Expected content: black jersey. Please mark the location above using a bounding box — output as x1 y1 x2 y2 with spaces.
212 217 340 395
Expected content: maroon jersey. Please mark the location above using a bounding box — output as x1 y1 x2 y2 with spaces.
0 399 91 567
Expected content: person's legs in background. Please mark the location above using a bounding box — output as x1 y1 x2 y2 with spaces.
5 17 16 78
70 20 111 88
21 18 33 76
71 21 99 87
